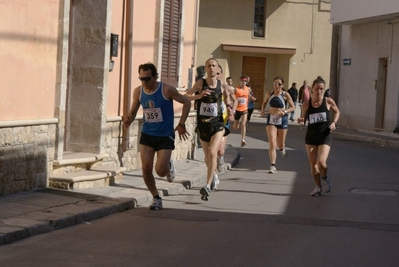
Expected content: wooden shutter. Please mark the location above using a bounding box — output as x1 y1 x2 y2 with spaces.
161 0 181 86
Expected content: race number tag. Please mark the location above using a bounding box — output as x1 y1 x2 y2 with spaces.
309 112 327 124
144 108 163 123
269 114 282 125
199 102 218 116
237 97 247 105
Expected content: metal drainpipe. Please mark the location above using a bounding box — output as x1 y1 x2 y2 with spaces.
329 24 340 102
190 0 200 160
122 0 133 152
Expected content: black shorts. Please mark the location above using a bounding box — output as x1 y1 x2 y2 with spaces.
197 118 225 143
140 132 175 151
305 129 332 146
234 110 248 121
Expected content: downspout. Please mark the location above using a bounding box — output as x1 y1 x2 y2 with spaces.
190 0 200 160
329 24 340 102
122 0 133 152
301 0 316 62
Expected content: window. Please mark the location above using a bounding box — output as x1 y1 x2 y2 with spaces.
253 0 265 37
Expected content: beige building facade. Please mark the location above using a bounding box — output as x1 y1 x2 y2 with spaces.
331 0 399 133
0 0 199 195
196 0 333 108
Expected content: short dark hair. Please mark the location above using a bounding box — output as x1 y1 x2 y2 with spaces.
226 76 232 81
138 63 158 77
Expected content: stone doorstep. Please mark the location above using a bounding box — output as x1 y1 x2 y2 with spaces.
53 152 109 166
49 166 127 190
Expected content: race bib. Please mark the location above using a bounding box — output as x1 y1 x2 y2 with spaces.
269 114 282 125
238 97 247 105
143 108 163 123
199 102 218 116
309 112 327 124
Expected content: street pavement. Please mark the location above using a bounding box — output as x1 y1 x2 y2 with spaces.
1 120 399 245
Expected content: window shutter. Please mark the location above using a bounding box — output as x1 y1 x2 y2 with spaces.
161 0 181 86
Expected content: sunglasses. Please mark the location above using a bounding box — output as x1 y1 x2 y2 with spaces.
274 82 283 86
139 76 152 82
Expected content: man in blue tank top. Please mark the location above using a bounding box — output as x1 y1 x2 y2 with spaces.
123 63 191 210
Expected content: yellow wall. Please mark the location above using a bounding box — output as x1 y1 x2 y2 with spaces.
197 0 332 96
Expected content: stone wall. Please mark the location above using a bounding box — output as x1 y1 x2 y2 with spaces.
103 114 197 171
0 124 55 195
0 114 197 195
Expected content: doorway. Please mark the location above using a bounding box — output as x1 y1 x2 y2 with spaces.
242 56 266 109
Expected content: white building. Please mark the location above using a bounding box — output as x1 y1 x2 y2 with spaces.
330 0 399 133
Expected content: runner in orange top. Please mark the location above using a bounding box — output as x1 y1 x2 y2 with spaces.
233 76 250 147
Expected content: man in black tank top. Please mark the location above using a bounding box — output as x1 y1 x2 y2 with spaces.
185 58 236 200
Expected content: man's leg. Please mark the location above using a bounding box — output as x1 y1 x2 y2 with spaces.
140 145 159 197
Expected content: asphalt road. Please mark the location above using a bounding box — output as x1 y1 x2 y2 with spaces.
1 116 399 267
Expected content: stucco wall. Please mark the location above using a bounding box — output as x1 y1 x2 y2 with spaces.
0 0 59 120
331 0 399 25
338 22 399 132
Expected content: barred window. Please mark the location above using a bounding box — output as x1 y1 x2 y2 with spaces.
253 0 266 38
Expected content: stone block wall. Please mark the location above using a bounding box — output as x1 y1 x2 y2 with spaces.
0 113 197 195
103 114 197 171
0 124 55 195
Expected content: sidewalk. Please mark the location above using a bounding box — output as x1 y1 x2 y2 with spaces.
0 144 239 245
1 126 398 245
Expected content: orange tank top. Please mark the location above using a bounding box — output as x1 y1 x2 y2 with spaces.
235 86 249 112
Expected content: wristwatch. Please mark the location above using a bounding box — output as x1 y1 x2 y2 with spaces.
178 123 186 128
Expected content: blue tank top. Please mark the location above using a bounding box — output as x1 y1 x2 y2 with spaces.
268 91 286 108
140 82 174 137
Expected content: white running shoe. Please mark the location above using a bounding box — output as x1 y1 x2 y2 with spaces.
211 173 220 190
280 148 288 158
310 186 322 197
166 159 175 182
217 156 225 173
149 198 163 210
269 166 277 174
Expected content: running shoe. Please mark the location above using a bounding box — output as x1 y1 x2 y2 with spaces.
200 186 210 201
210 173 220 190
149 198 163 210
217 156 225 173
323 176 331 193
166 159 175 182
269 166 277 174
310 186 322 197
241 140 246 147
280 148 288 158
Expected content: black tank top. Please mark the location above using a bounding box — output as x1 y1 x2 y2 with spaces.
196 79 223 120
306 97 331 133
